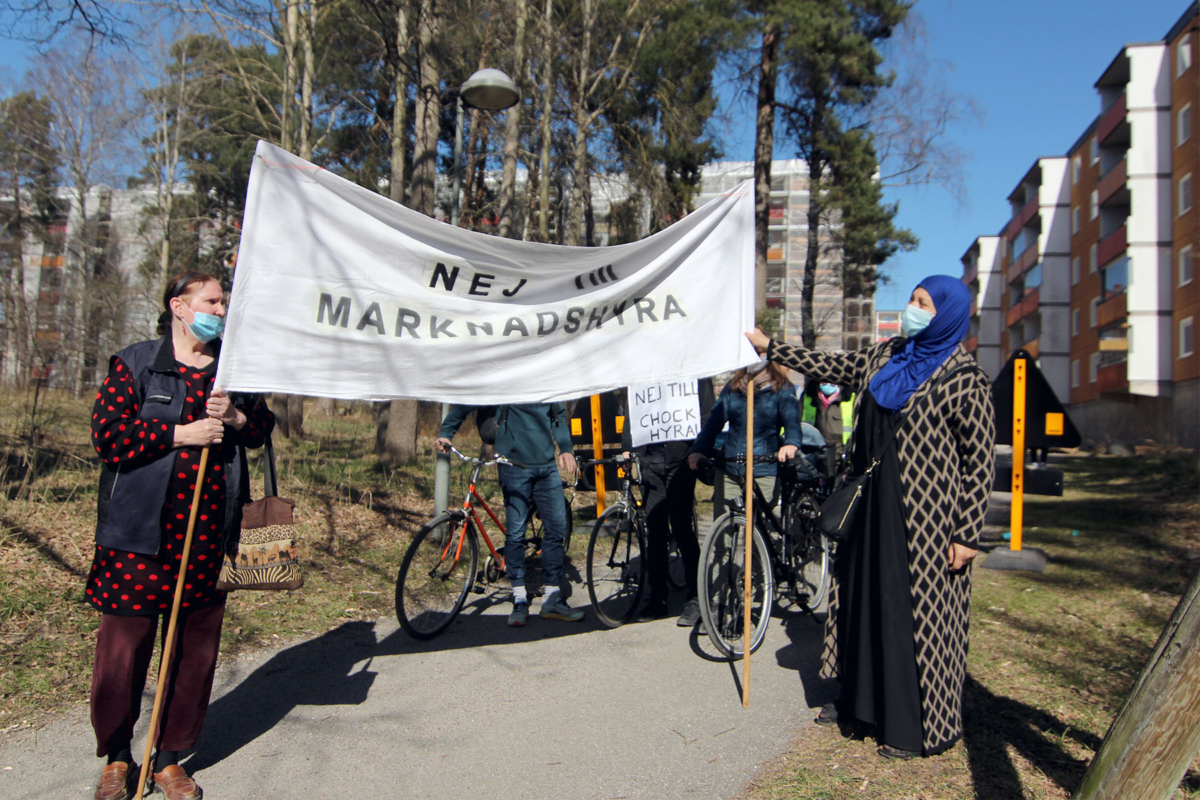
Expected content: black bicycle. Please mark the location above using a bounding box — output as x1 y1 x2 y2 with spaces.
696 449 837 659
580 453 652 628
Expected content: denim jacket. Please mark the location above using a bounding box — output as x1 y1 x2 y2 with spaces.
689 381 802 478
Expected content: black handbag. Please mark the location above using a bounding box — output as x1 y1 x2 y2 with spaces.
817 365 975 542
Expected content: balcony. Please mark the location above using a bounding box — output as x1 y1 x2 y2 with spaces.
1097 360 1128 393
766 246 785 262
1097 292 1127 329
1097 93 1127 145
1097 158 1127 206
1023 338 1040 359
1005 195 1039 242
965 335 978 353
962 263 978 285
1097 225 1127 268
1005 287 1040 327
1011 244 1039 278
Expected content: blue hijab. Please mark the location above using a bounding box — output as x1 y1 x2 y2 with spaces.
868 275 971 411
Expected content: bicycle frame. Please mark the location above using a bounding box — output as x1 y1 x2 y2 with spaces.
446 461 508 571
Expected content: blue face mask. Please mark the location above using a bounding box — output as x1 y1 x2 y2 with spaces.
902 303 935 338
819 383 838 397
184 310 224 343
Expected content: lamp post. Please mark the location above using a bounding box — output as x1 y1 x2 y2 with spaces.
436 68 521 516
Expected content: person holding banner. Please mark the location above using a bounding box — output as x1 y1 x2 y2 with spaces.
746 275 995 761
620 379 715 626
86 271 275 800
436 403 581 627
685 363 802 540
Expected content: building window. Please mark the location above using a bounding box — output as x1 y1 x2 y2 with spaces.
1071 256 1081 285
1090 137 1099 165
1071 359 1080 388
1182 317 1195 358
1090 297 1100 328
1181 103 1194 146
1090 190 1098 220
1072 308 1081 337
1072 206 1081 234
1179 173 1193 216
1089 352 1100 383
1089 243 1098 274
1182 245 1195 287
1179 35 1193 78
1072 155 1081 185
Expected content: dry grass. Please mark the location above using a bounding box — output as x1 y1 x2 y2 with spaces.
738 450 1200 800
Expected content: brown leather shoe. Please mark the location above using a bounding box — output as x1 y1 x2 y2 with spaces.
151 764 202 800
94 761 136 800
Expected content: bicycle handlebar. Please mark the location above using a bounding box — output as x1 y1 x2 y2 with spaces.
444 444 523 469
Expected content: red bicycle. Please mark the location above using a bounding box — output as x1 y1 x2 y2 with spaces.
394 445 573 639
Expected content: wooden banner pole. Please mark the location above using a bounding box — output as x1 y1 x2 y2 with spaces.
743 377 755 708
134 446 211 798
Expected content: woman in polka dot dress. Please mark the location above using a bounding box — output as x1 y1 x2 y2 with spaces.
87 271 274 800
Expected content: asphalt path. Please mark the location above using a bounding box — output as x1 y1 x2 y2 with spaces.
0 590 834 800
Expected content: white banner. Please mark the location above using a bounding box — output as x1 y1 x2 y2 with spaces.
216 141 758 404
628 380 702 448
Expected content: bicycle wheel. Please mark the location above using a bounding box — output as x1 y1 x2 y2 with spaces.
586 503 646 628
698 512 774 659
396 512 479 639
788 492 831 610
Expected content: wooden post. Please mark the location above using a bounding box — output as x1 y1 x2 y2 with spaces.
1009 358 1026 551
135 446 211 798
742 377 754 708
590 394 606 515
1072 569 1200 800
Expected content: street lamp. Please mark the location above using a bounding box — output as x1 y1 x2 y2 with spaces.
437 67 521 516
449 68 521 227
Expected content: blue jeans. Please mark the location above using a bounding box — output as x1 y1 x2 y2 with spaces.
497 464 567 591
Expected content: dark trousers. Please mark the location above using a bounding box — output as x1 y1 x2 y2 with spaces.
640 454 699 601
90 602 225 757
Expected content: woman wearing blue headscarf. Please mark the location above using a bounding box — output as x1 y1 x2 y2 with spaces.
747 275 995 760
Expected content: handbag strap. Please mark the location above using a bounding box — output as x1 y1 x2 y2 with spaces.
855 363 979 479
262 434 279 498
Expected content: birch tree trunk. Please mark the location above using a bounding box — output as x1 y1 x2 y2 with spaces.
753 24 777 318
536 0 553 242
497 0 527 238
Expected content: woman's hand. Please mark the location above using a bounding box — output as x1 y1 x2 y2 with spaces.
777 444 798 462
686 453 705 471
744 328 770 353
948 542 978 571
174 417 225 448
206 388 246 430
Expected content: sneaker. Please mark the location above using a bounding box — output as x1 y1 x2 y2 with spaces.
507 600 530 627
637 598 669 620
676 598 701 627
540 594 585 622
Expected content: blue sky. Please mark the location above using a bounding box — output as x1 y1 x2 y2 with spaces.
1 0 1191 315
715 0 1193 311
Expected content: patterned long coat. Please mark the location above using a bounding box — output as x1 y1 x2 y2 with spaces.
768 337 996 755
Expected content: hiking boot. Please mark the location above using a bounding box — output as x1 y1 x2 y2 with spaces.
507 600 530 627
540 594 584 622
94 761 137 800
676 598 701 627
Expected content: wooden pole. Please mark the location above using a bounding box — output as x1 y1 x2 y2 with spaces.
590 394 606 515
1072 569 1200 800
742 377 755 707
1009 358 1026 551
135 446 211 798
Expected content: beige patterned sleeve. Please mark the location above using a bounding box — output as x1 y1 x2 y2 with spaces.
766 339 881 393
949 370 996 547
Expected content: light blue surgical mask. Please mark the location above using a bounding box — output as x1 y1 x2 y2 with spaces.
183 310 225 343
819 383 838 397
902 303 934 338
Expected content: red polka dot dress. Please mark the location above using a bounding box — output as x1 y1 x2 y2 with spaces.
85 358 232 615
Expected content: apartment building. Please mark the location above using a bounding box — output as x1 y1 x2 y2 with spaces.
964 3 1199 448
696 160 858 350
961 235 1004 378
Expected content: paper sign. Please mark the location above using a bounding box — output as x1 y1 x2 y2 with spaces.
628 380 702 447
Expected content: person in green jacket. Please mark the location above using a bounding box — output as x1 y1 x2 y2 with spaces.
801 378 854 453
436 404 581 627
